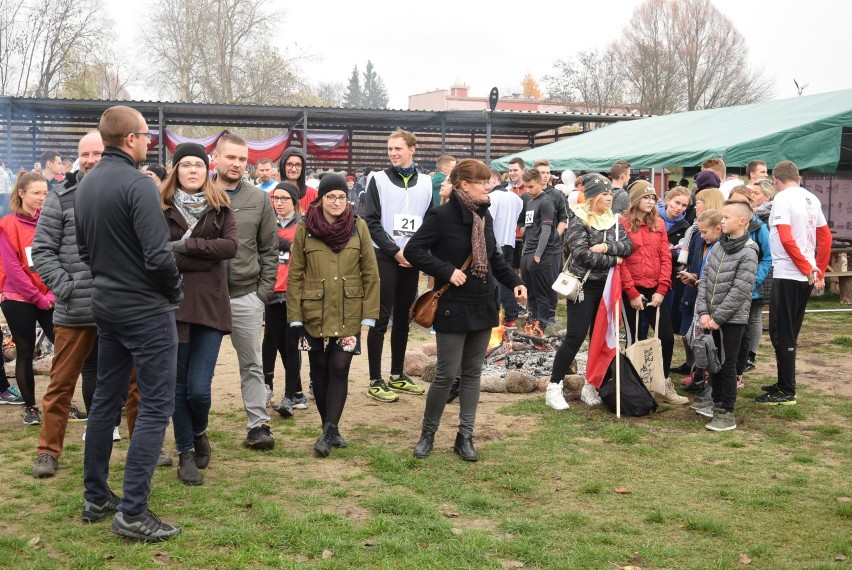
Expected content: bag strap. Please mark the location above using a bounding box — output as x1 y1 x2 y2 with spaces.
434 253 473 298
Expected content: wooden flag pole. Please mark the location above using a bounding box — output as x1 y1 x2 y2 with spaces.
615 297 621 419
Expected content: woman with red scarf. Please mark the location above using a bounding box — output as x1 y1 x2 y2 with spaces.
0 173 54 425
287 174 379 457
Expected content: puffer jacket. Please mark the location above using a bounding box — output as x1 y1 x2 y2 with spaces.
620 217 672 299
695 233 758 325
747 216 773 300
32 178 94 327
563 207 633 282
287 216 380 338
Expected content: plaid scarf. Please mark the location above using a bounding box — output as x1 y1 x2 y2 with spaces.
453 188 490 279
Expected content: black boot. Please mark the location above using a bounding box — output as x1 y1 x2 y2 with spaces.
314 423 332 457
453 433 478 462
178 451 203 485
446 378 460 403
193 432 211 469
327 423 347 448
413 429 435 458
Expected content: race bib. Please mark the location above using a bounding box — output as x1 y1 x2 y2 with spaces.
393 214 422 237
525 210 534 226
278 251 290 264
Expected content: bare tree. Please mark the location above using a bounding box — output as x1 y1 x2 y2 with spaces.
147 0 303 105
544 47 625 114
61 47 134 100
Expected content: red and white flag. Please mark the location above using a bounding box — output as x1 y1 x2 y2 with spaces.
585 265 621 389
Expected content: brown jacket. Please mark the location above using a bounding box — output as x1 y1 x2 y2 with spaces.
164 205 239 341
287 217 379 338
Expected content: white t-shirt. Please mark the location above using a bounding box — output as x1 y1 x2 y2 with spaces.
768 186 827 281
718 177 743 199
488 190 524 248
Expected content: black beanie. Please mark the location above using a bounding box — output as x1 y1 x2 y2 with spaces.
273 181 300 205
172 143 209 169
317 173 348 199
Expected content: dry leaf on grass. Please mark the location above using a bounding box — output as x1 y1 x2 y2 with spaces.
153 551 170 565
27 536 40 548
615 487 630 494
451 528 463 535
620 566 642 570
322 550 333 559
442 510 460 518
836 496 852 503
363 540 378 547
739 553 752 564
500 560 524 569
836 553 848 561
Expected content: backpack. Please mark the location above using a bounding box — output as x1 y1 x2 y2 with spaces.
686 314 723 373
598 353 658 417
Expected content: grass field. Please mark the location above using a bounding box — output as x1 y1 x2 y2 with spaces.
0 297 849 569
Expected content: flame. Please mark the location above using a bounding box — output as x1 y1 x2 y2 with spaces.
488 321 506 349
524 320 545 338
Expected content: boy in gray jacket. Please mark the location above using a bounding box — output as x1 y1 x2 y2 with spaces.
694 201 758 431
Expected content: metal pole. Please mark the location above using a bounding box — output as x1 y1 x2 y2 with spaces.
157 105 165 164
4 100 11 168
302 112 308 153
440 115 446 154
485 111 492 164
31 119 37 166
347 128 353 174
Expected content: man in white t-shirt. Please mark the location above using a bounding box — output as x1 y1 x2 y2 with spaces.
487 169 524 327
758 160 831 406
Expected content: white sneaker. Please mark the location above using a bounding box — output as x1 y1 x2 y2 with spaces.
264 384 273 407
82 427 86 441
580 382 602 406
113 426 121 441
545 381 569 410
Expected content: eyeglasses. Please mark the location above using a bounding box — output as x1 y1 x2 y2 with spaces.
284 162 302 170
272 196 292 203
177 162 206 171
323 195 347 204
640 195 658 202
129 131 153 141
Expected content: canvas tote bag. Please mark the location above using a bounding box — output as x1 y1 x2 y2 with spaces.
624 306 666 396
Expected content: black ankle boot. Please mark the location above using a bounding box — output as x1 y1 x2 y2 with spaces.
413 429 435 458
178 451 203 485
193 432 211 469
314 423 332 457
453 433 478 462
327 423 347 448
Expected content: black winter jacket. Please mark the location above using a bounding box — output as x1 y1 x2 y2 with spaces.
75 148 182 323
405 192 523 333
563 210 633 282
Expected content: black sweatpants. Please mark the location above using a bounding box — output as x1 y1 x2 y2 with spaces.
520 253 554 324
769 278 812 396
711 323 745 412
499 245 520 321
367 253 419 379
550 279 606 383
263 299 303 398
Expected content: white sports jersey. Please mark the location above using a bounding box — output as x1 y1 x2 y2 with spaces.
371 170 432 252
768 186 827 281
489 190 524 248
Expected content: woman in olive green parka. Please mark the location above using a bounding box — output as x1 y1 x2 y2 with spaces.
287 174 379 456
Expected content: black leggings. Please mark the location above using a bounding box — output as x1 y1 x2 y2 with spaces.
308 350 353 427
1 300 54 407
262 300 303 397
550 280 606 383
367 254 419 379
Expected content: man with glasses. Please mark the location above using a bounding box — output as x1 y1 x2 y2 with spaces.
364 129 432 402
278 148 316 211
75 106 183 541
212 133 278 449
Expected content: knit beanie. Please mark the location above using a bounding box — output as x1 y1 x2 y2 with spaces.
627 180 657 206
582 173 613 199
172 143 209 169
317 173 348 199
273 181 300 204
695 170 721 190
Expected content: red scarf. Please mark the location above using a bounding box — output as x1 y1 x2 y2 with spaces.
304 202 355 253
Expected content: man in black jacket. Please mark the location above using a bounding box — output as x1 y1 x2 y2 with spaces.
75 105 183 542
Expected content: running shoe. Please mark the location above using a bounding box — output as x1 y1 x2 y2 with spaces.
24 406 42 425
755 391 796 406
81 491 121 522
0 385 23 405
388 373 425 395
367 379 399 402
292 394 309 409
68 404 88 422
112 509 181 541
32 453 59 478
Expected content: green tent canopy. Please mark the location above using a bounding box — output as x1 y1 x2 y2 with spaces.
491 89 852 173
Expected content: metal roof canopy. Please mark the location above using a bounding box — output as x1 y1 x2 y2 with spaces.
1 97 643 169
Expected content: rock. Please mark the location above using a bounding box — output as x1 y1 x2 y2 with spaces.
537 376 549 392
403 350 430 377
34 357 52 376
480 374 506 393
563 374 584 392
3 346 15 362
419 359 438 383
505 370 536 393
421 344 438 357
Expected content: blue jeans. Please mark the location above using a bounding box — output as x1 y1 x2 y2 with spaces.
173 324 224 452
83 311 177 516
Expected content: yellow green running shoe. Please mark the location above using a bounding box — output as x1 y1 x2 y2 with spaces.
368 379 399 402
388 373 425 395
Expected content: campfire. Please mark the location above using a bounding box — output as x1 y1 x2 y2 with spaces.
483 318 563 378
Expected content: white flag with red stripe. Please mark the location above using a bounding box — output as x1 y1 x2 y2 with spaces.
585 265 621 389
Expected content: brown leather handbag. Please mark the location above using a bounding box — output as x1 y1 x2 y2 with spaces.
409 254 472 328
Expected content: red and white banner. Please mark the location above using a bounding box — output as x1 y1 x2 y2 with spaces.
291 130 350 161
585 266 622 389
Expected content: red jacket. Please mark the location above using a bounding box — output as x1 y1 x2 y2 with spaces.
274 216 300 292
620 217 672 300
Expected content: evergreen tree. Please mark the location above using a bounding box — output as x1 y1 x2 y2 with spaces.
362 60 389 109
343 66 362 107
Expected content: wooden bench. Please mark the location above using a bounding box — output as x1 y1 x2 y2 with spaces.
825 270 852 304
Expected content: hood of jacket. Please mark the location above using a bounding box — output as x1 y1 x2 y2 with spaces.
278 148 307 198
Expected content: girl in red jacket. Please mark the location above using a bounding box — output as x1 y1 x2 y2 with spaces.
263 182 306 417
0 173 55 425
619 181 687 405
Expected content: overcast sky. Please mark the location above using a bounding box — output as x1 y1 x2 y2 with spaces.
107 0 850 108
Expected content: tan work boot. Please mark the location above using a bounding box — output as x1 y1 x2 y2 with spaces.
655 378 689 405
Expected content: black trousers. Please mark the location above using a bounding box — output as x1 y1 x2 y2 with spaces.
622 286 674 377
769 278 812 395
262 299 303 398
711 323 745 412
499 245 520 321
550 280 606 382
545 250 562 323
736 299 763 374
367 253 419 379
520 253 554 323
